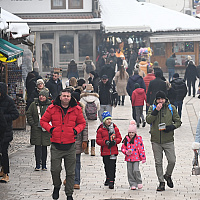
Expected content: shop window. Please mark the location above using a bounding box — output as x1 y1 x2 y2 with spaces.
172 42 194 53
51 0 66 9
59 35 74 62
40 33 54 40
42 43 53 72
79 32 93 61
153 43 165 56
68 0 83 9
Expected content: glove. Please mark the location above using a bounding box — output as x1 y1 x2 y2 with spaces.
142 160 146 164
105 140 110 146
108 140 116 149
126 149 132 155
50 127 55 134
164 125 176 133
73 129 78 135
82 141 87 150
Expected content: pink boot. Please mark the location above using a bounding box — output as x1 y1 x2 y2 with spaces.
138 184 143 189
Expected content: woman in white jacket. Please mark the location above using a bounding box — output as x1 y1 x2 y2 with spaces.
80 84 100 156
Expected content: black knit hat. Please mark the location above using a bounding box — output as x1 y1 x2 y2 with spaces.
156 91 166 100
155 71 162 78
173 73 179 78
77 79 86 86
134 83 140 89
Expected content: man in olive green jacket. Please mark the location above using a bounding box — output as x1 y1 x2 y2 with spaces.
146 91 181 192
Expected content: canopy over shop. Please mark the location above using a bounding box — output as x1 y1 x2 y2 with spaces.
0 7 30 39
0 38 23 62
99 0 200 72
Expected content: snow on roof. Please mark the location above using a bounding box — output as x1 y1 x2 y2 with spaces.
99 0 200 33
0 8 30 39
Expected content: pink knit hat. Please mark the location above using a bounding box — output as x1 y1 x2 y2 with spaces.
128 120 137 133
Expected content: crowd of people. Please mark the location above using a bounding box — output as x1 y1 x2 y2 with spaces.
1 49 200 200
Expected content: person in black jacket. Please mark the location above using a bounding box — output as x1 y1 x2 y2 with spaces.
126 69 146 97
88 71 100 93
99 59 115 83
98 75 117 122
184 60 199 97
146 72 167 106
171 73 187 118
26 71 42 101
0 82 19 183
46 72 63 100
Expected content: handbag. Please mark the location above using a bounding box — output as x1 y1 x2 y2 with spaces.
192 151 200 175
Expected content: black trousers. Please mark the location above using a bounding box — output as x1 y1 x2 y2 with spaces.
35 145 47 168
103 155 116 182
1 142 10 174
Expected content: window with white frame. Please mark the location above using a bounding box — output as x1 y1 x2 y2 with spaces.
68 0 83 9
51 0 66 9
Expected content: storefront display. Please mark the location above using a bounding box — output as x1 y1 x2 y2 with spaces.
7 61 26 129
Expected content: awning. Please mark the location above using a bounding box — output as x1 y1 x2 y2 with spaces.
0 8 30 39
150 34 200 43
0 38 23 62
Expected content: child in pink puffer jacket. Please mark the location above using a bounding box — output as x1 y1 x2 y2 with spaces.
121 120 146 190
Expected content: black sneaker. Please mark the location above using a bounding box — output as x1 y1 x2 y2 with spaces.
164 174 174 188
104 178 110 186
142 121 146 127
52 187 60 199
109 181 114 189
156 182 165 191
67 196 73 200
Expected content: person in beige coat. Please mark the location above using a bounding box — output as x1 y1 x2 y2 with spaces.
114 65 129 106
82 56 96 83
80 84 100 156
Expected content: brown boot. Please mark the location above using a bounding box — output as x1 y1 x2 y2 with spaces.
63 179 66 185
0 173 9 183
74 184 80 189
91 147 95 156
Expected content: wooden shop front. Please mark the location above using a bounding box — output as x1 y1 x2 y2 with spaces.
150 34 200 73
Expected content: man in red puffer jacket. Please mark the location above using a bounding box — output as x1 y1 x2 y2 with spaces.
96 111 122 190
40 88 86 200
131 83 146 128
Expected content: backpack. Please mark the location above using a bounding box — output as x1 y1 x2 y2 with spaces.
86 63 93 74
85 101 97 120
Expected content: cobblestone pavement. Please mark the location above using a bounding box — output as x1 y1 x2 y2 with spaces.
1 93 200 200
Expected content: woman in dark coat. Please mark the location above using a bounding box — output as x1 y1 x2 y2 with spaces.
184 60 199 97
0 82 19 183
67 59 79 79
88 71 100 93
26 89 51 170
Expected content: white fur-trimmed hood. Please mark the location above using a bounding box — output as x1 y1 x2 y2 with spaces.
192 142 200 150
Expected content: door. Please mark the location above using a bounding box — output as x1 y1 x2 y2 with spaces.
40 42 54 72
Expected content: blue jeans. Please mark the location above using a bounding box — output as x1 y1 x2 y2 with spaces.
75 154 81 185
174 100 183 118
168 68 175 82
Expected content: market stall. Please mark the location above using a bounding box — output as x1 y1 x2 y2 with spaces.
0 38 26 129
